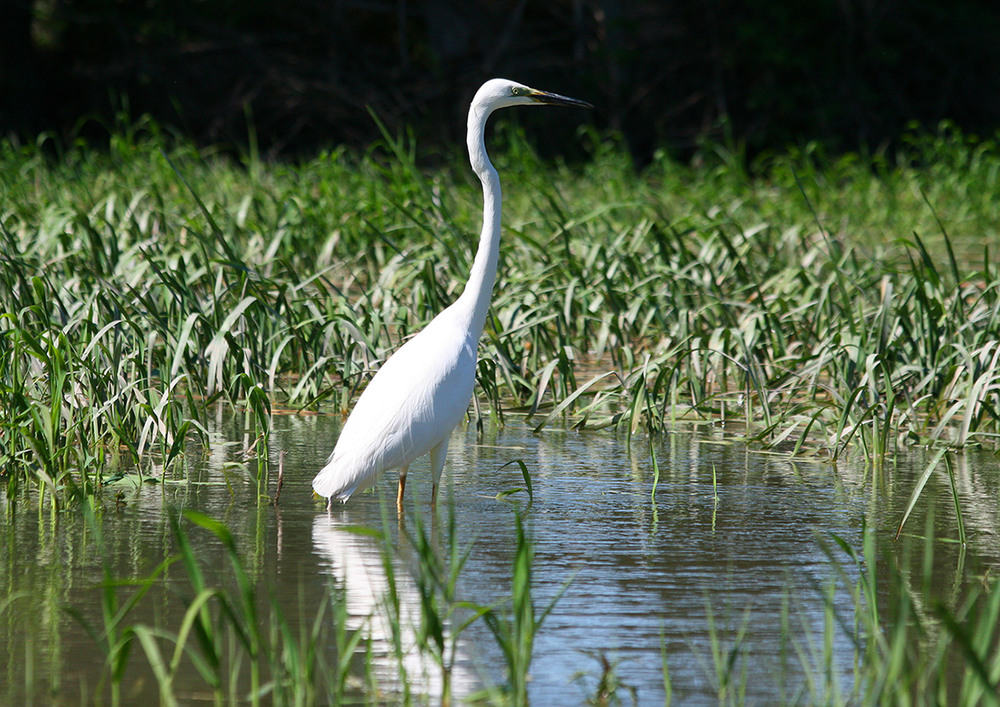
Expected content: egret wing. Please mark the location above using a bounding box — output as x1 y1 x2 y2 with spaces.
313 315 477 499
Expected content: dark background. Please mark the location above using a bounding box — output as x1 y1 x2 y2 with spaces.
2 0 999 161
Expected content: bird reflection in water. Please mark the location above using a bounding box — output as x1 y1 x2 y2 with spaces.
311 511 483 702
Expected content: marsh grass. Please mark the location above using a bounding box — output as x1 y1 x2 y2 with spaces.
2 121 1000 701
33 500 996 706
65 506 367 706
3 123 999 703
817 519 1000 705
55 499 564 705
4 120 1000 509
0 121 1000 516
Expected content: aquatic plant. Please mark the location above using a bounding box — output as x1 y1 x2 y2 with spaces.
35 500 993 706
480 511 570 705
5 122 1000 509
818 519 1000 705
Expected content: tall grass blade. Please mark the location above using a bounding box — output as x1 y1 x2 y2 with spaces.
894 448 947 541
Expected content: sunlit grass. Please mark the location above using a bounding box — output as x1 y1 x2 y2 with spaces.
4 115 998 703
5 500 991 705
2 119 1000 508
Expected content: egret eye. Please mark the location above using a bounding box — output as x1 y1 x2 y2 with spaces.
511 87 523 96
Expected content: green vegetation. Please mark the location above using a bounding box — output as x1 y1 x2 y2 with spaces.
2 118 997 703
3 119 1000 504
5 499 997 705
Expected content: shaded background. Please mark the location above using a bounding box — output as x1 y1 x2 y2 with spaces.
2 0 1000 160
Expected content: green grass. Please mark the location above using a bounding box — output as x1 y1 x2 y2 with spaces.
4 117 1000 701
3 118 1000 504
5 500 993 706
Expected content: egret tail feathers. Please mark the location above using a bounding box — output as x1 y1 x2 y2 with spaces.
312 460 357 501
312 452 381 501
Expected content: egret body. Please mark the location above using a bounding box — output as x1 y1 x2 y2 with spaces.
313 79 592 510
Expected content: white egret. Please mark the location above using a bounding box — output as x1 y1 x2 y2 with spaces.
313 78 592 511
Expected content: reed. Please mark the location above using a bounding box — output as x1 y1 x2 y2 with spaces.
5 121 1000 509
817 519 1000 705
44 500 995 705
1 461 994 707
481 510 572 705
89 508 367 706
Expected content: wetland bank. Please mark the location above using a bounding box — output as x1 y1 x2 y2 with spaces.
2 124 1000 704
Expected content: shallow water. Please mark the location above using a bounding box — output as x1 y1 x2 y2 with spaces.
3 412 999 705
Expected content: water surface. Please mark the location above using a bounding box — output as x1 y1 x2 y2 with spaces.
2 413 998 705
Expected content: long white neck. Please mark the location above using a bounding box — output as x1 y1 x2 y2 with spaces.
454 103 502 341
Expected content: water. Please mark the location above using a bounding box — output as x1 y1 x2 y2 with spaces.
3 413 999 705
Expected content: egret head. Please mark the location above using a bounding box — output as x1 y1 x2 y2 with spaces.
472 79 593 117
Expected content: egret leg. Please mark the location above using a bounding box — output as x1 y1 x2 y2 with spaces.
396 466 409 513
429 439 450 509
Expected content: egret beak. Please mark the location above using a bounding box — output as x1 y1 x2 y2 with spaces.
527 89 594 109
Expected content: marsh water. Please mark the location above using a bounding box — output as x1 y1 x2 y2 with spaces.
3 412 999 705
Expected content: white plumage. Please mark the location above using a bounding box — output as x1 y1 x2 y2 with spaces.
313 78 592 509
